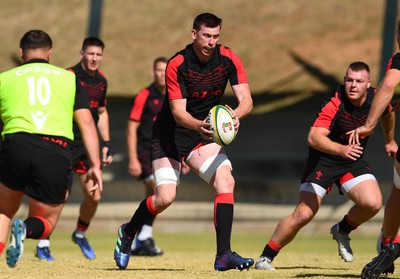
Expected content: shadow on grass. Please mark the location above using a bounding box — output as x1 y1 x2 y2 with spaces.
282 266 361 278
294 274 360 278
104 268 186 272
278 266 344 270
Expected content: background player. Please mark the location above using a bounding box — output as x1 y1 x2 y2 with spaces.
36 37 114 261
127 56 168 256
255 61 397 271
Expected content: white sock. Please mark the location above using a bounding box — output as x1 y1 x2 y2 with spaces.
74 230 85 238
131 235 137 250
38 239 50 248
137 225 153 241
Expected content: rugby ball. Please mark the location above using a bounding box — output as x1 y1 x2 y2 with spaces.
208 105 236 146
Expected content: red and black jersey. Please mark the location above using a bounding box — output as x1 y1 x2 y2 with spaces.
309 85 389 162
129 83 165 150
385 52 400 71
152 44 248 160
68 62 108 140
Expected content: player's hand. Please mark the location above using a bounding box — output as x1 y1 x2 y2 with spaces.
85 167 103 192
346 126 373 145
128 158 142 178
340 144 363 161
102 141 114 166
385 139 398 158
199 118 213 140
225 104 240 131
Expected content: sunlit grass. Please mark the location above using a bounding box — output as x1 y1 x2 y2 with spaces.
0 231 396 279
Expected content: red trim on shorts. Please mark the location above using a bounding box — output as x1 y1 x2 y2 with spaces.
146 195 158 215
268 239 282 252
339 172 355 185
182 143 205 162
74 160 88 173
35 216 51 239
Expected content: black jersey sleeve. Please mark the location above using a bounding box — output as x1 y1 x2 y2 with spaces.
73 77 90 110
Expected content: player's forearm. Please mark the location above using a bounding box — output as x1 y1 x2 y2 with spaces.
308 136 344 156
235 96 253 119
174 112 203 131
232 84 253 119
77 114 101 168
97 110 111 142
126 130 139 160
365 83 396 130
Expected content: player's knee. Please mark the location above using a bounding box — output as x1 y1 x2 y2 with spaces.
92 195 101 203
294 206 315 226
154 194 176 212
213 173 235 192
363 197 382 215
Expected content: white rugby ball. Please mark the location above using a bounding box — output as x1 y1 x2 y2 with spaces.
208 105 236 146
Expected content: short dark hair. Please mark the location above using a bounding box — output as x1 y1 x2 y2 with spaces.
193 13 222 31
19 30 52 50
153 56 168 69
81 37 105 51
348 61 370 73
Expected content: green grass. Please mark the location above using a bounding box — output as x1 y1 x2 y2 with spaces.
0 231 395 279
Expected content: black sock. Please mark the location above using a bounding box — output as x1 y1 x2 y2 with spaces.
24 217 46 239
215 203 233 255
261 244 278 260
124 198 155 238
144 215 155 226
338 215 357 234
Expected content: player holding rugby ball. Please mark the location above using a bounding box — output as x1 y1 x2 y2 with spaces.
114 12 253 271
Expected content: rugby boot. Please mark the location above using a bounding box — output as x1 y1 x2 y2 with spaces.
6 219 26 268
72 230 96 259
361 243 400 279
114 224 134 269
255 256 276 270
330 224 353 262
35 246 54 262
130 237 163 256
375 231 395 275
214 251 254 271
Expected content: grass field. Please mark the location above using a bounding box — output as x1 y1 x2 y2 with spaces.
0 231 396 279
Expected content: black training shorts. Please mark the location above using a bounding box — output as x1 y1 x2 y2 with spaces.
0 133 72 204
301 156 373 192
138 148 152 179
